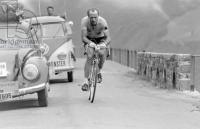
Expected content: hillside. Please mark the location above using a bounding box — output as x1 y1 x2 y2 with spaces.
149 7 200 54
1 0 200 54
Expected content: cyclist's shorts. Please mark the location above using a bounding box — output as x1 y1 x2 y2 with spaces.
87 36 106 45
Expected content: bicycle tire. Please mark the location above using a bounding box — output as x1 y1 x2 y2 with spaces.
88 62 98 103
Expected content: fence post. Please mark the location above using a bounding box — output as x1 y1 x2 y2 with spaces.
113 48 115 62
115 48 117 62
191 56 195 90
122 49 124 65
127 49 130 67
119 48 121 64
110 48 113 60
134 50 137 70
131 50 133 68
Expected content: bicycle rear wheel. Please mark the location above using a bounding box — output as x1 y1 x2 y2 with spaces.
88 63 98 103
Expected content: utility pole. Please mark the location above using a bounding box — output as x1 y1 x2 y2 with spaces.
38 0 41 16
64 0 67 19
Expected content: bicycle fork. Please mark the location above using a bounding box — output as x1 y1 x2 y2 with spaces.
89 59 97 85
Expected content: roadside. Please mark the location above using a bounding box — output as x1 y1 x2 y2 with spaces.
0 58 200 129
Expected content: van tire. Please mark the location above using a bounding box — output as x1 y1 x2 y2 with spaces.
38 87 48 107
68 71 73 82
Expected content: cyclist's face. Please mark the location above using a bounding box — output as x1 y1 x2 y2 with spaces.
89 11 99 26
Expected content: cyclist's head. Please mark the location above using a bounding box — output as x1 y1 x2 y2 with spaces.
47 6 54 16
87 8 99 26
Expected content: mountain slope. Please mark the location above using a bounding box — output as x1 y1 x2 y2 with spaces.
1 0 200 54
149 7 200 54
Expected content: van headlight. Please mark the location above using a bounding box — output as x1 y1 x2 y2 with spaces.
23 64 39 81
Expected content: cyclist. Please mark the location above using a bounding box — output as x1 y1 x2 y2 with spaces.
81 8 111 91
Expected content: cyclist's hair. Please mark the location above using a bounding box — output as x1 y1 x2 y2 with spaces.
47 6 54 10
87 8 99 16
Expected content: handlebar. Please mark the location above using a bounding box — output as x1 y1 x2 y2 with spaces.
88 44 107 51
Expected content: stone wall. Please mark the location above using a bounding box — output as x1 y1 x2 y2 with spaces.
137 52 192 91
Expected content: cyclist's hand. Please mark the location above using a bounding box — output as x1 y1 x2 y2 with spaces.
95 45 100 50
89 42 96 48
98 42 107 48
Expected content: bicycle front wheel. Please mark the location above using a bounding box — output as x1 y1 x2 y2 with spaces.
88 63 98 103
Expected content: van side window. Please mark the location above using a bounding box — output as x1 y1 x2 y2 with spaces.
64 22 72 35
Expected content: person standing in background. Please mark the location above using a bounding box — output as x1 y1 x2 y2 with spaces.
47 6 56 16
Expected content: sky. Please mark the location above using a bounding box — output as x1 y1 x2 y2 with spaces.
2 0 199 10
1 0 198 19
78 0 164 11
5 0 164 12
18 0 33 10
74 0 169 20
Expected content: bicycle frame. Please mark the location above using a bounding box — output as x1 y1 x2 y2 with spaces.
86 42 106 103
88 49 99 103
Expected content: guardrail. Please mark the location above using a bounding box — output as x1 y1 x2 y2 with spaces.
109 48 137 69
75 47 200 92
192 55 200 92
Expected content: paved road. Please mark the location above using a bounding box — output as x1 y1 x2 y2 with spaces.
0 59 200 129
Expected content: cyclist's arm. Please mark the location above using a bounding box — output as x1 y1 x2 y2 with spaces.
103 28 111 46
81 18 93 45
101 18 111 46
81 28 92 45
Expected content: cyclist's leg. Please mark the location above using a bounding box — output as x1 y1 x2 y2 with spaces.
96 48 107 83
84 46 94 78
83 43 87 55
82 46 94 91
98 48 107 70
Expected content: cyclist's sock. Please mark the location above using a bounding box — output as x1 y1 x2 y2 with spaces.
97 73 102 83
98 69 101 74
81 83 89 91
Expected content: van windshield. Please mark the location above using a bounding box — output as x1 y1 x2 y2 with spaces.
42 23 64 38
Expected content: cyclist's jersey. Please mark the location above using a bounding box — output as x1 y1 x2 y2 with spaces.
81 16 109 39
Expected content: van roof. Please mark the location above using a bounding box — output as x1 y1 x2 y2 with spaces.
23 16 65 25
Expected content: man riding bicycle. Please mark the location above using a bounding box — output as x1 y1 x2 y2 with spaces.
81 8 111 91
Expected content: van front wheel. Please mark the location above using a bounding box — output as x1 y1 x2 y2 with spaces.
68 71 73 82
38 87 48 107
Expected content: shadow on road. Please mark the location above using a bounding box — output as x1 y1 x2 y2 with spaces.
49 80 69 84
0 98 39 111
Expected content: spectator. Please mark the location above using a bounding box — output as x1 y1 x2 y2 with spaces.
47 6 56 16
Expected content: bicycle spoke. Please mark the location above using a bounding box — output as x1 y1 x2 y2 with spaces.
88 62 97 103
87 51 100 103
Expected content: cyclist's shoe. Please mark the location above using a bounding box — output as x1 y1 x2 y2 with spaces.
97 73 102 83
81 83 89 91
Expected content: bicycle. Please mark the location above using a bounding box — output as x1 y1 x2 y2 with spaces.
87 44 106 103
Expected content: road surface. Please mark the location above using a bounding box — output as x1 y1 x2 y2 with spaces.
0 59 200 129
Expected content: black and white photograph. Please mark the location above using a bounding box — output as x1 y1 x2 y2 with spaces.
0 0 200 129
